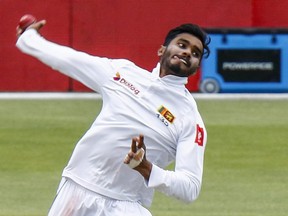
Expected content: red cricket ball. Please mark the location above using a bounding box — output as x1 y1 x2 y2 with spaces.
19 14 36 30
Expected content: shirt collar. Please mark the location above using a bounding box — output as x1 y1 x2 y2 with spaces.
151 63 188 85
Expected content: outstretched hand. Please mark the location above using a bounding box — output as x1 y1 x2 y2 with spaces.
124 134 152 180
16 20 46 38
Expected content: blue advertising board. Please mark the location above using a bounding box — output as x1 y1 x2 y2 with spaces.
200 28 288 93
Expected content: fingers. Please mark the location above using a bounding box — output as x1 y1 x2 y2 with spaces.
138 134 144 148
16 20 46 38
137 134 146 153
124 148 145 168
16 26 23 37
123 152 133 164
124 137 138 165
124 134 146 167
131 138 137 153
30 20 46 31
131 134 144 150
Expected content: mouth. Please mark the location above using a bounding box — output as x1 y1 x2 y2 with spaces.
173 55 191 67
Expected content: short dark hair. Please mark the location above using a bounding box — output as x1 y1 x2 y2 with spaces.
163 23 211 58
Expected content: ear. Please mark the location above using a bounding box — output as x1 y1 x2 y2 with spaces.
157 45 166 57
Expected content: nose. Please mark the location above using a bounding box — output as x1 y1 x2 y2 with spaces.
182 49 191 59
181 45 191 55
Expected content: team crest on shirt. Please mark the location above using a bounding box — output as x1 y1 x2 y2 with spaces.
113 72 140 95
195 124 204 146
157 105 175 125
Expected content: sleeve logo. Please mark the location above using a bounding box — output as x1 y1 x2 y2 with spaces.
195 124 204 146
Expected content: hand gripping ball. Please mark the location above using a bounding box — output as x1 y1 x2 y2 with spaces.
18 14 36 30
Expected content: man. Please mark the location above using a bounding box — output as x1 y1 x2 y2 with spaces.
16 19 210 216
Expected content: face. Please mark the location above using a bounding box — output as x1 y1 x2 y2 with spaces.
158 33 204 77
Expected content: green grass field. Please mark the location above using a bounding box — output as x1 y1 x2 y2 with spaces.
0 97 287 216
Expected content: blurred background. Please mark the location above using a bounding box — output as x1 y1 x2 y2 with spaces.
1 0 288 93
1 1 288 215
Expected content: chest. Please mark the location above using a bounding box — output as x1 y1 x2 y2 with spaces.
99 67 197 164
104 67 191 129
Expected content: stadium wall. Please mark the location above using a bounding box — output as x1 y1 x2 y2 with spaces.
1 0 288 92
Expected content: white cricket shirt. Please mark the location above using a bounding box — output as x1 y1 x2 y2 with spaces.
16 29 207 207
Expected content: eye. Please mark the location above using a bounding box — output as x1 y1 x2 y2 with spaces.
192 51 201 58
178 42 186 49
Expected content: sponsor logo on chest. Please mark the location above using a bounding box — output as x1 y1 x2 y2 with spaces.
113 72 140 95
